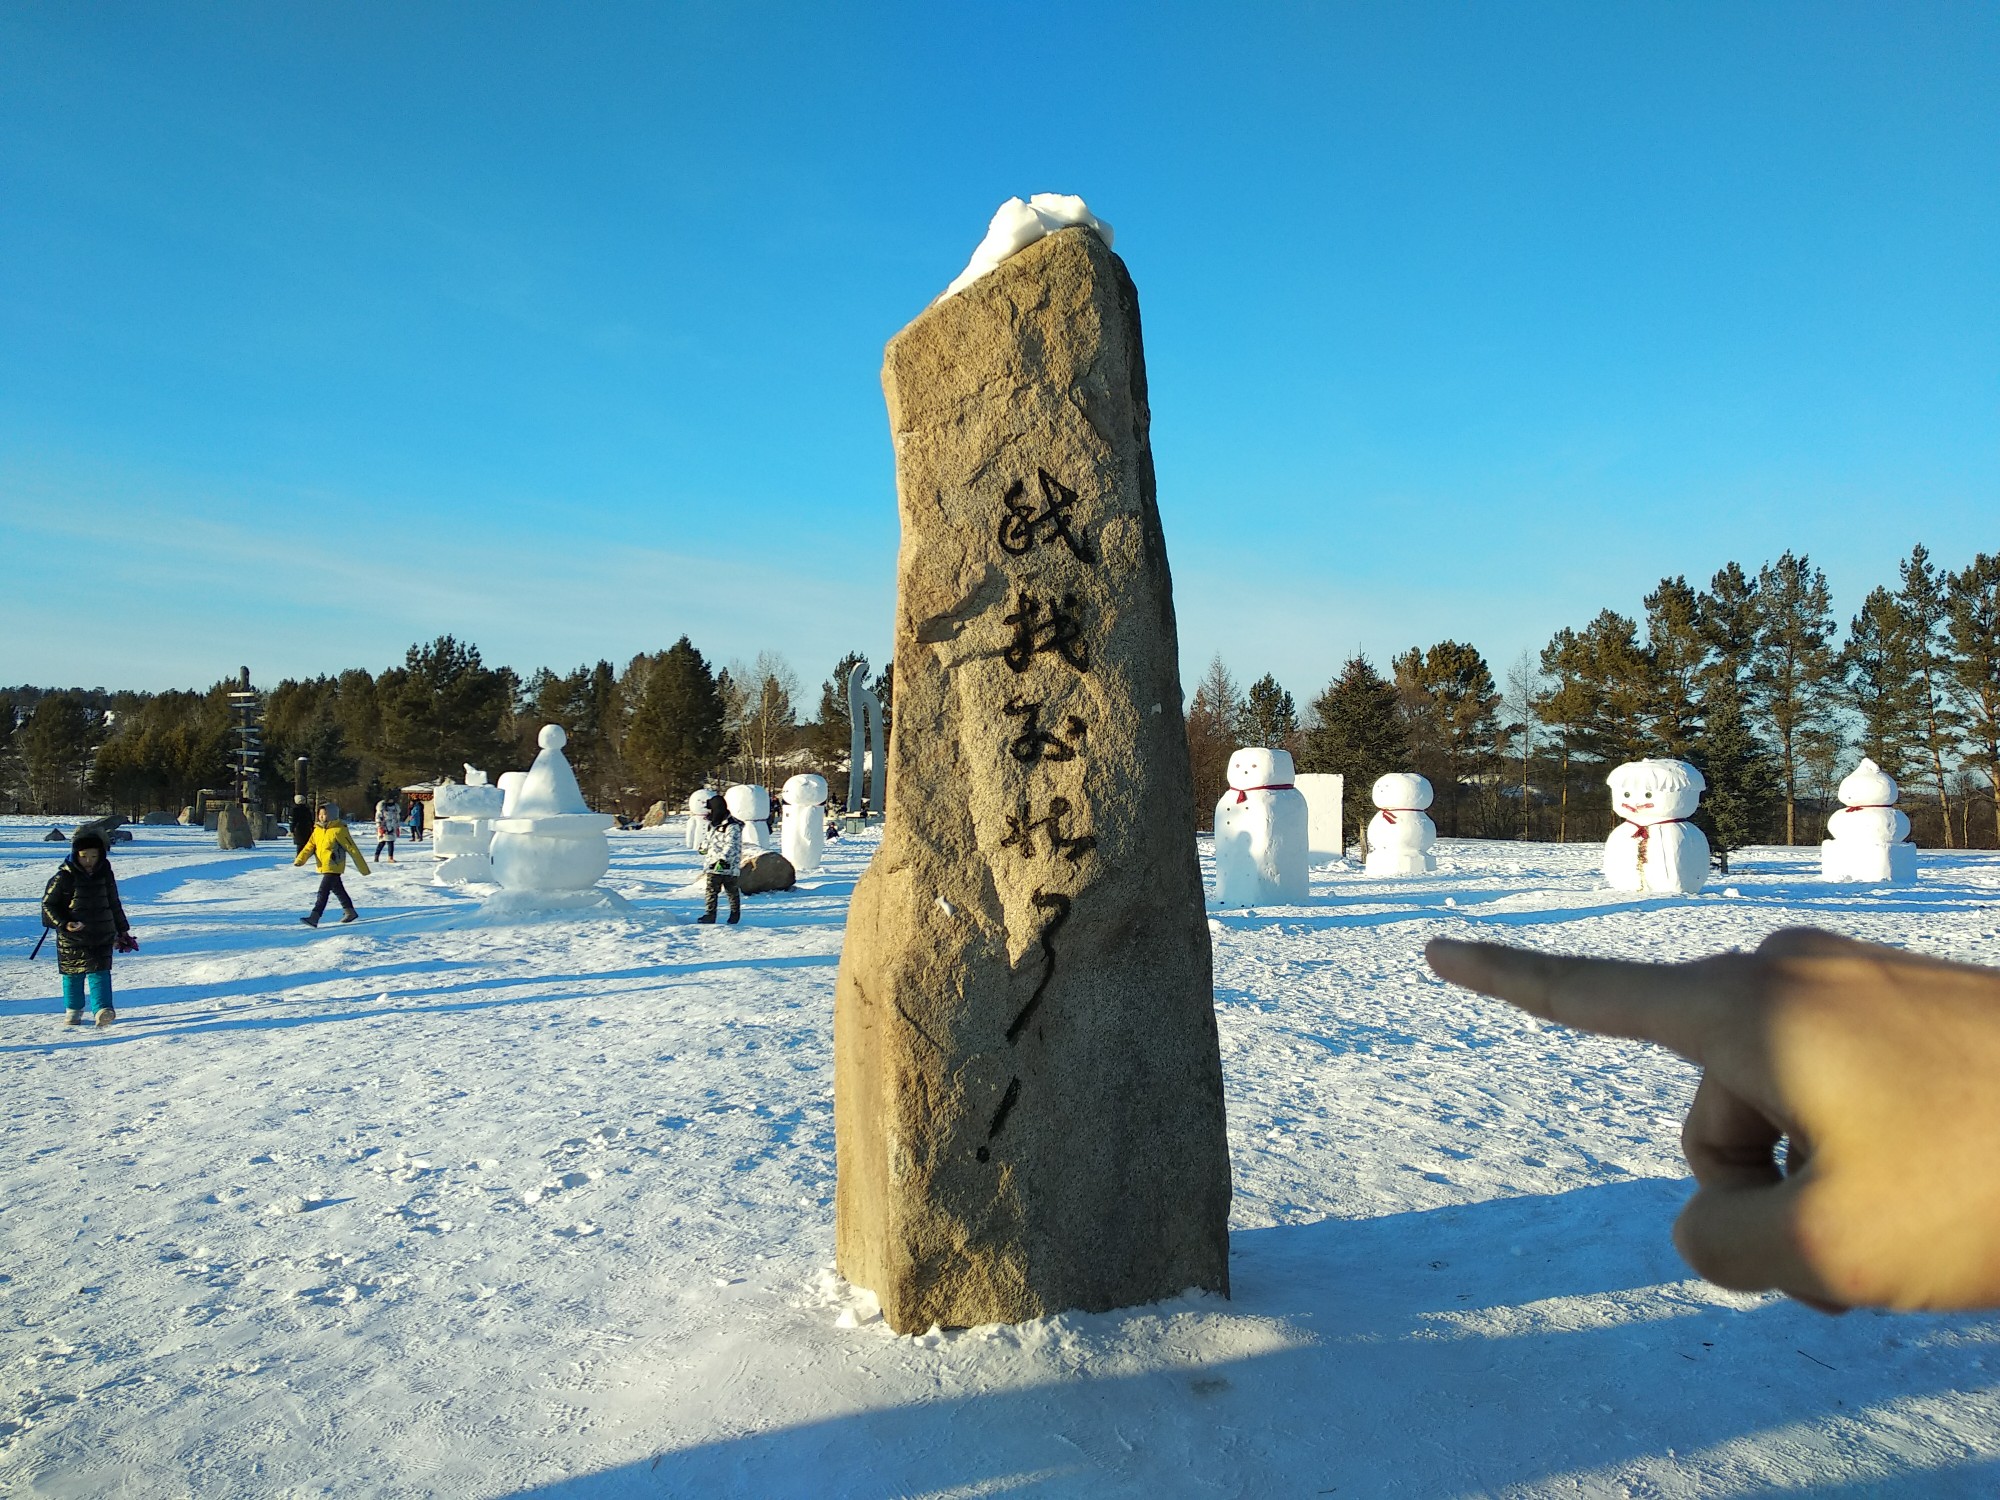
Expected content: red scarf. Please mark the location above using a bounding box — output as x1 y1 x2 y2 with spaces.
1842 803 1893 813
1623 817 1692 869
1230 783 1294 804
1378 808 1423 824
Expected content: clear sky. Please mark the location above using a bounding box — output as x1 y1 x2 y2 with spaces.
4 3 1995 709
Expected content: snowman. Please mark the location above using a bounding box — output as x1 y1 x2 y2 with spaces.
488 725 617 895
684 786 717 851
1365 773 1437 876
781 773 828 875
1604 759 1709 895
724 784 773 854
1211 747 1309 906
1821 757 1918 884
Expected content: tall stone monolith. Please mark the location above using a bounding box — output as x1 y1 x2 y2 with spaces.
834 225 1230 1333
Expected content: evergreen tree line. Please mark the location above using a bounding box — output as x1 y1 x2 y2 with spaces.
1187 545 2000 857
1 638 894 820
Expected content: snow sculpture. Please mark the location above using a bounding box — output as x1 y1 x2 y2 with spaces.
940 193 1114 300
684 786 717 851
488 726 616 896
1294 772 1345 865
1212 748 1309 906
1821 758 1917 885
781 773 828 875
725 783 774 854
1365 773 1437 876
847 662 886 820
497 771 528 816
1604 759 1710 895
433 764 506 884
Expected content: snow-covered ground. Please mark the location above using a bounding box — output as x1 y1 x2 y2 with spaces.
5 816 2000 1498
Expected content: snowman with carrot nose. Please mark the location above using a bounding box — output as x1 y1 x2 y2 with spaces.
1603 758 1710 895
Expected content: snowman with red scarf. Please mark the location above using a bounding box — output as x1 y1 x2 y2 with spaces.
1604 758 1710 895
1212 747 1309 906
1365 772 1437 876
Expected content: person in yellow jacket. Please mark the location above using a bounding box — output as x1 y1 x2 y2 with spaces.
293 802 371 927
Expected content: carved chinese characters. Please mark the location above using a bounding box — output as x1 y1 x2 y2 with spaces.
834 225 1231 1334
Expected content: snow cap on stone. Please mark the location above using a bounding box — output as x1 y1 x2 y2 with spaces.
724 784 769 823
1606 759 1704 823
783 773 828 807
1226 747 1294 791
510 724 590 817
1373 772 1434 811
940 194 1114 300
1838 758 1899 808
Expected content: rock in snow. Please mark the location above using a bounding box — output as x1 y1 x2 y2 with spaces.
836 221 1229 1335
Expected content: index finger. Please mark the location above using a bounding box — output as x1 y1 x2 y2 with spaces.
1425 937 1732 1063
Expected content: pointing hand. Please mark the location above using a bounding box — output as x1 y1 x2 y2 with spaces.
1426 928 2000 1313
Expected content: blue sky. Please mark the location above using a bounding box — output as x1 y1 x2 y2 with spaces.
4 3 1995 710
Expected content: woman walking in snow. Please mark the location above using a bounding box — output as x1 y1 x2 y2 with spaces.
696 794 743 925
294 802 371 927
374 797 400 863
42 829 135 1027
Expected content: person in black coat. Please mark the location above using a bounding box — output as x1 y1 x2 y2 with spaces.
41 829 133 1027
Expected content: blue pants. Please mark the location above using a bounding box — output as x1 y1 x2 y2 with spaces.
62 971 112 1014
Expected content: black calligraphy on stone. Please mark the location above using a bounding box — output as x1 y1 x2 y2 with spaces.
998 469 1094 564
998 797 1096 865
979 890 1074 1160
1001 590 1089 674
1002 697 1086 763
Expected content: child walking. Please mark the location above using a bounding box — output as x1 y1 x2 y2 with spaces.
42 829 135 1027
374 797 400 863
294 802 371 927
696 793 743 925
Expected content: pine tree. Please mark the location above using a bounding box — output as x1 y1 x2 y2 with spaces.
1392 641 1501 835
1750 552 1836 844
1838 587 1925 781
1300 654 1410 850
1185 654 1243 829
1533 628 1591 842
1945 554 2000 845
1689 687 1778 874
1897 544 1962 845
381 637 514 783
624 637 727 801
1240 674 1298 753
20 692 97 813
1642 577 1705 759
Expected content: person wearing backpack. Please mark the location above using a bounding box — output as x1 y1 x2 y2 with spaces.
41 829 135 1027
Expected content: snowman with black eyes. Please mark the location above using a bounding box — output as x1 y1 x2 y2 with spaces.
1603 758 1710 895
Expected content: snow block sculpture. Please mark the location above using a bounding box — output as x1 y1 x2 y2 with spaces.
684 787 717 850
1822 758 1917 885
434 768 506 885
835 216 1230 1334
488 726 616 895
781 773 828 875
1293 773 1345 864
1212 747 1309 906
1365 773 1437 876
1604 759 1710 895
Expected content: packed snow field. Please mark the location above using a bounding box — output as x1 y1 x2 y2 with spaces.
4 817 2000 1498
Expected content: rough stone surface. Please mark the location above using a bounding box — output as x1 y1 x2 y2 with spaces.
834 227 1230 1334
739 851 797 895
141 810 177 826
216 805 255 850
77 814 131 845
639 800 671 829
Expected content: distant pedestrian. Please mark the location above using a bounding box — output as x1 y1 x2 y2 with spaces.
407 800 425 842
374 798 400 863
41 829 135 1027
294 802 370 927
696 793 743 925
